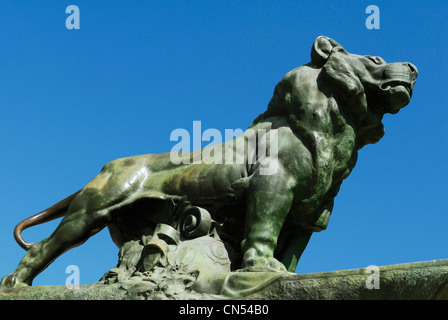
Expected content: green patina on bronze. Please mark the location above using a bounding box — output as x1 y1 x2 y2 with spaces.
1 36 418 297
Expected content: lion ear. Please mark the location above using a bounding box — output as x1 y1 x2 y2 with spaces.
311 36 334 68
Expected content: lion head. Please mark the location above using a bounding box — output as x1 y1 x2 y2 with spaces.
255 36 418 148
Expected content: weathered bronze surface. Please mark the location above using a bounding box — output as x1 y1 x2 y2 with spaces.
1 36 418 297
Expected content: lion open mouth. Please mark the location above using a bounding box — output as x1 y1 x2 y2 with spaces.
380 80 412 97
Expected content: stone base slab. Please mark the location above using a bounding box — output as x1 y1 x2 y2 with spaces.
0 259 446 300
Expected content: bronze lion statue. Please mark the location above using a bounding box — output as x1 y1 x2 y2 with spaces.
1 36 417 288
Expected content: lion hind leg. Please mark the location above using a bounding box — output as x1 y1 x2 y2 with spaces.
1 206 112 288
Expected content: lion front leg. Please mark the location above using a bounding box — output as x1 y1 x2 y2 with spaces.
240 167 295 272
275 199 334 272
275 230 313 273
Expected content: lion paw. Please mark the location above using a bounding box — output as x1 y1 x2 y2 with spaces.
241 250 287 273
0 273 30 289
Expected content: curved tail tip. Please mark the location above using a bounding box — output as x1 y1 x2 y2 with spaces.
13 225 34 251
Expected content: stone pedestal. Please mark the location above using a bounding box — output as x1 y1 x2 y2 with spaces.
0 259 446 300
245 259 448 300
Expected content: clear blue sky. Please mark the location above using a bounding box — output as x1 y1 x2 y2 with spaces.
0 1 446 286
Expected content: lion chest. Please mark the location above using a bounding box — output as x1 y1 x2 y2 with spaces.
289 117 357 212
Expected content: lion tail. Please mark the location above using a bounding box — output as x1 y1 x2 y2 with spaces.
13 190 82 251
